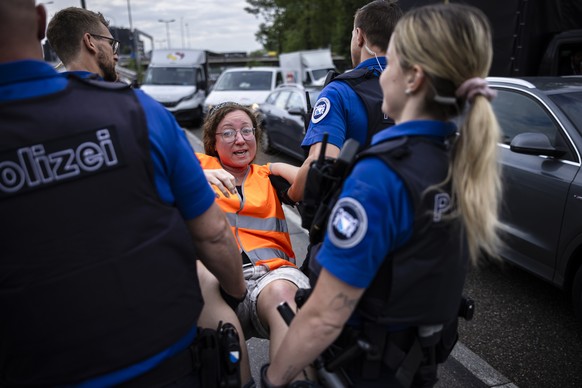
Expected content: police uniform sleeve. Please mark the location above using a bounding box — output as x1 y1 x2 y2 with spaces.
301 83 350 150
316 158 414 289
134 90 215 220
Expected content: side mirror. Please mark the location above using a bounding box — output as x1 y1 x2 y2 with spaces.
288 106 305 116
510 132 566 157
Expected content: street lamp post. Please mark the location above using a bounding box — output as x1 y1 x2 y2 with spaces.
185 22 190 48
180 17 185 49
158 19 175 49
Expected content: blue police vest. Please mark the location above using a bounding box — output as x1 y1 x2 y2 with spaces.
0 76 203 385
356 136 467 325
330 69 394 147
307 136 466 325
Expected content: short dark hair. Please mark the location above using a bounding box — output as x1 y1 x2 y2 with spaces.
202 102 262 160
47 7 109 65
354 0 403 51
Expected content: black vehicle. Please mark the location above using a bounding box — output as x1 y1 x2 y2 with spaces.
258 83 322 160
487 76 582 318
399 0 582 77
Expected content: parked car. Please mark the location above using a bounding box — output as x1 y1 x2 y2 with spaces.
487 76 582 318
203 67 284 115
257 83 323 160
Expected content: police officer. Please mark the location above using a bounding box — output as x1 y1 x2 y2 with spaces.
263 3 502 387
287 0 402 202
0 1 247 386
47 7 120 82
47 11 254 382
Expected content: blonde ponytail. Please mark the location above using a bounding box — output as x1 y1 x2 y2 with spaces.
452 97 502 264
393 4 503 265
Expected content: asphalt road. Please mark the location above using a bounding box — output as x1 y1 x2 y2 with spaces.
459 261 582 388
184 126 582 387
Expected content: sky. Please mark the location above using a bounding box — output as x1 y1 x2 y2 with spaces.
40 0 265 54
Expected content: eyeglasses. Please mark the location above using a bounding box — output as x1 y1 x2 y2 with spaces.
89 33 120 55
216 127 255 143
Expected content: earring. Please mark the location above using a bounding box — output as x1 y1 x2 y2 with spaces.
405 88 412 95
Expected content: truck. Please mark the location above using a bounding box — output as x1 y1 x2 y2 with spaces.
140 49 209 126
398 0 582 77
279 48 336 86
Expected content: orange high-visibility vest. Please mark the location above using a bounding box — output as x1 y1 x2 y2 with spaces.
197 153 295 265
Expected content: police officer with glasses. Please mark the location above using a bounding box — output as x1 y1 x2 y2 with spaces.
47 7 120 82
0 1 246 386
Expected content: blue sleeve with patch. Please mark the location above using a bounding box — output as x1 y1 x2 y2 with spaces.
301 80 370 151
301 82 349 150
316 158 414 289
134 90 215 220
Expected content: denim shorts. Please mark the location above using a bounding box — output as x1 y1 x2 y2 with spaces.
236 266 310 339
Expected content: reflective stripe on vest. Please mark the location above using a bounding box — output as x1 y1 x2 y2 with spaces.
225 213 289 233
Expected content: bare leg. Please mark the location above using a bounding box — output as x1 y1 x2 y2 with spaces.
197 261 252 385
256 279 316 381
255 279 299 360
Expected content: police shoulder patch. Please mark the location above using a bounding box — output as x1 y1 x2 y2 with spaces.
311 97 331 124
327 197 368 249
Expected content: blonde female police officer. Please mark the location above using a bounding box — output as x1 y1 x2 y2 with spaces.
263 3 502 387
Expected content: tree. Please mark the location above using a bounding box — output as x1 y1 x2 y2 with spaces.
245 0 370 64
244 0 284 52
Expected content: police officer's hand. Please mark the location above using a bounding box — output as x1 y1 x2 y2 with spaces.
220 286 247 311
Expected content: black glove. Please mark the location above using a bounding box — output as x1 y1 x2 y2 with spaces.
220 287 247 311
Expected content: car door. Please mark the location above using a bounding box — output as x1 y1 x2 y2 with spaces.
260 90 278 121
281 90 308 159
492 87 579 281
268 90 292 149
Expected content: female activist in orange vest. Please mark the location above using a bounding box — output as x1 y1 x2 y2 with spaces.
195 102 312 382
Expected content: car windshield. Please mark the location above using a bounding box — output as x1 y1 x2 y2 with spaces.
143 67 196 86
549 91 582 136
213 71 273 91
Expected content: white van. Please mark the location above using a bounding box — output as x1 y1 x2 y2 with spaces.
203 67 284 114
140 49 208 126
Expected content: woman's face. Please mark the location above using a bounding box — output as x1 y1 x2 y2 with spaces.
214 110 257 169
380 36 408 122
